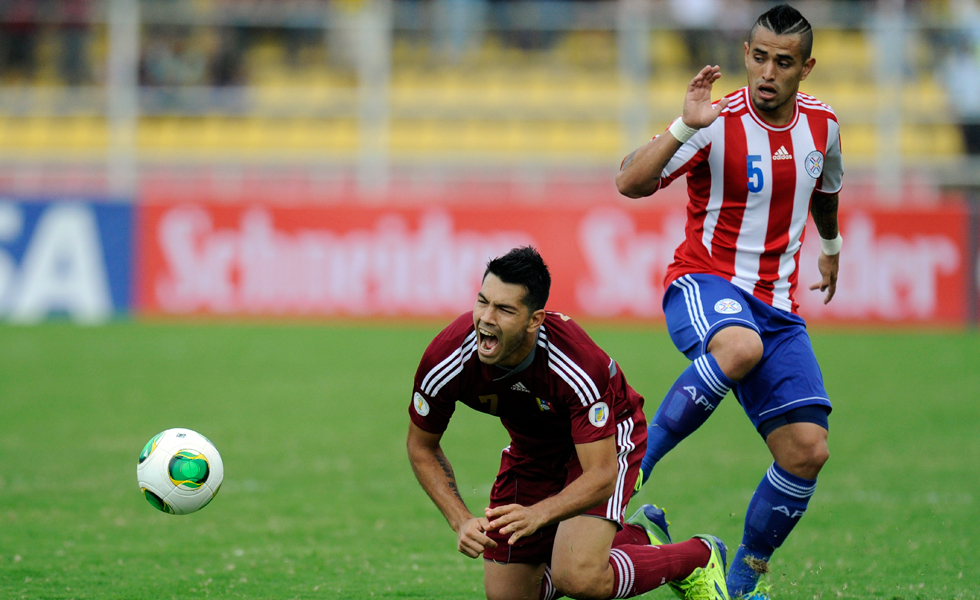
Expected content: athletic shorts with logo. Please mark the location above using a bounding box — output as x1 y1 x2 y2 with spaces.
663 273 832 433
483 415 647 564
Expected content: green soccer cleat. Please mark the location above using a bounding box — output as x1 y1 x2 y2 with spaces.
669 535 730 600
735 580 772 600
625 504 673 545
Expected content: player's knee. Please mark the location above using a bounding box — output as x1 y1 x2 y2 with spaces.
808 440 830 472
784 438 829 479
552 569 608 600
710 328 764 381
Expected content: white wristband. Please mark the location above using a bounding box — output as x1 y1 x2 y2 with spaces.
820 232 843 256
668 117 698 144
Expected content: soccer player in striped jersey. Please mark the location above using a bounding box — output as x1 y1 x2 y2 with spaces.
616 5 841 599
408 247 730 600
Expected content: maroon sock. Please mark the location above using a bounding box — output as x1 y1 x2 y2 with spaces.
538 566 563 600
613 523 651 547
608 538 710 598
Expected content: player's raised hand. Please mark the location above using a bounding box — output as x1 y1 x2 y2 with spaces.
456 516 497 558
485 504 546 546
809 252 839 304
682 65 730 129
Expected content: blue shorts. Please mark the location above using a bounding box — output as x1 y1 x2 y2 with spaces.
663 273 832 435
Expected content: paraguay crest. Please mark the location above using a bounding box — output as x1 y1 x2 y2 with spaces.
714 298 742 314
805 150 824 179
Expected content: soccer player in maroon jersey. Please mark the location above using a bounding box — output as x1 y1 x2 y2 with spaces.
407 247 730 600
616 5 840 599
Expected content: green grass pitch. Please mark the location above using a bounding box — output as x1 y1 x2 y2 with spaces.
0 322 977 599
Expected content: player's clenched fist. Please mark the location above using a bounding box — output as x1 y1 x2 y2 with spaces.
456 516 497 558
485 504 546 546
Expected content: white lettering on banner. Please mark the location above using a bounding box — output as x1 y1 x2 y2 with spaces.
798 213 960 319
0 202 22 306
155 206 531 314
576 207 686 317
0 203 112 323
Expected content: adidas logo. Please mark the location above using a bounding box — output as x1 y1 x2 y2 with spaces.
773 146 793 160
510 382 530 393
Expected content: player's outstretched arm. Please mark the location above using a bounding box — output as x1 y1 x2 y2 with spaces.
809 191 841 304
406 422 497 558
616 65 730 199
484 436 618 545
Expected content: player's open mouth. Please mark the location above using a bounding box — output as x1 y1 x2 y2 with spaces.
757 85 777 100
478 327 499 355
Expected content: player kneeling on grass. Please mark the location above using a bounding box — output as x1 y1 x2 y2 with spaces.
407 246 730 600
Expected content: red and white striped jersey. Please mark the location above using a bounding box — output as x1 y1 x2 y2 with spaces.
657 87 843 313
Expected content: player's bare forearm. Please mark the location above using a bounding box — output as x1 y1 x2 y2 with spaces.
616 134 683 199
808 191 841 304
810 191 839 239
406 423 472 531
485 436 617 544
617 66 728 199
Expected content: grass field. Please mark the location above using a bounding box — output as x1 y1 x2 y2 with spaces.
0 322 978 599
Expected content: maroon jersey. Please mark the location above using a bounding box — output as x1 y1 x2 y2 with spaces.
410 311 646 482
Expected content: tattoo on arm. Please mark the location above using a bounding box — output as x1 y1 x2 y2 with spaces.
435 453 464 503
811 193 839 239
620 149 639 171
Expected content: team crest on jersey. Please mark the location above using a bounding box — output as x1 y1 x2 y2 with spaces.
588 402 609 427
536 398 554 413
714 298 742 314
805 151 824 179
413 392 430 416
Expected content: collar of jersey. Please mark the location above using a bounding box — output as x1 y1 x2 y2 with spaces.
742 87 800 132
492 330 540 382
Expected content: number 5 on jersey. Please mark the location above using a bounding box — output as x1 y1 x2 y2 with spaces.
747 155 764 193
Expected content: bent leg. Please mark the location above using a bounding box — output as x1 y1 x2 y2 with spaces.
484 560 547 600
641 326 760 481
551 516 710 600
551 516 617 600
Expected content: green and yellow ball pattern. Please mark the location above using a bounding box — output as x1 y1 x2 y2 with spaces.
167 450 210 489
138 432 164 464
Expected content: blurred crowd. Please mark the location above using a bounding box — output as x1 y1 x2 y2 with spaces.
0 0 92 84
1 0 979 155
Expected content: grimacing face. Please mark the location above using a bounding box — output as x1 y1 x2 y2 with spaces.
744 26 816 124
473 273 543 367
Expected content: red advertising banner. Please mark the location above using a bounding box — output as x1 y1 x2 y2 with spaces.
135 201 968 324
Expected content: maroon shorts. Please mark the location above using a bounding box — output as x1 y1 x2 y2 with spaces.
483 414 647 564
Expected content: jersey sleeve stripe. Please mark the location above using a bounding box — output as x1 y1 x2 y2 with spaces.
547 342 601 401
420 331 476 392
537 326 599 404
425 343 477 397
421 333 477 396
548 357 591 406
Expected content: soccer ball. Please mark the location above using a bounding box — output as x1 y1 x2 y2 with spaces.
137 428 223 515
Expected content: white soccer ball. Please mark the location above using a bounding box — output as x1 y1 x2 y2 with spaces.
137 428 223 515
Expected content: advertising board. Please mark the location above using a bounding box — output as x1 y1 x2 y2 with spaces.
0 199 133 323
136 200 967 324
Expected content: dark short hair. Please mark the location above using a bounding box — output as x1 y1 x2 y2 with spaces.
484 246 551 313
750 3 813 61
